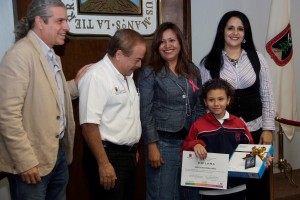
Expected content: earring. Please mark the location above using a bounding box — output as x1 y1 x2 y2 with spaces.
242 38 246 43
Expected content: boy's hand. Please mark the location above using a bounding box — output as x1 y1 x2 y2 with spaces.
194 144 207 160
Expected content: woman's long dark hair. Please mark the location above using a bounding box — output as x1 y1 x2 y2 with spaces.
200 11 257 74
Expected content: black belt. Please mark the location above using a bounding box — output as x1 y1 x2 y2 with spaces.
158 128 188 140
102 141 138 153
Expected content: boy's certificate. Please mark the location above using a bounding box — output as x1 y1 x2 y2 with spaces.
181 151 229 189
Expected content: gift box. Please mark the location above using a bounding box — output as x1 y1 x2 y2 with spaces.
228 144 273 179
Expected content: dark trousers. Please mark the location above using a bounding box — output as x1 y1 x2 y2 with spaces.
83 145 137 200
246 128 271 200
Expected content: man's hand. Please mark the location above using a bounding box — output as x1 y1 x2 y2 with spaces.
20 166 41 184
98 162 117 190
74 64 92 85
82 123 117 190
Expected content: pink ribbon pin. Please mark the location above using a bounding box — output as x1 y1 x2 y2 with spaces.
188 79 199 92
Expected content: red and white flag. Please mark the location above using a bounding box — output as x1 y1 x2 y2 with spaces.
265 0 297 140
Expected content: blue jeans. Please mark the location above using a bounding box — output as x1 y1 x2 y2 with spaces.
145 138 184 200
7 148 68 200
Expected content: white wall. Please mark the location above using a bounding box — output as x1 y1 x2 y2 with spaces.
191 0 271 64
191 0 300 172
0 0 15 60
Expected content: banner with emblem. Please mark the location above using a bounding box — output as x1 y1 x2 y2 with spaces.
265 0 297 140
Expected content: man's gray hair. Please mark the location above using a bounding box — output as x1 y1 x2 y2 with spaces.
15 0 66 42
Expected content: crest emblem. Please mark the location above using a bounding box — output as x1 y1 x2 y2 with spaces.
235 132 241 142
266 23 293 66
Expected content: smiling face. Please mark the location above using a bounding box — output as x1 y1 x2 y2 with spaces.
204 89 230 119
224 16 245 50
158 29 181 66
36 6 70 48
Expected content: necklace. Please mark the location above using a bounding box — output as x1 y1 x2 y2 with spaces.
225 54 239 67
173 79 191 116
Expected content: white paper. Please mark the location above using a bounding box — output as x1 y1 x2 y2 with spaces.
181 151 229 190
